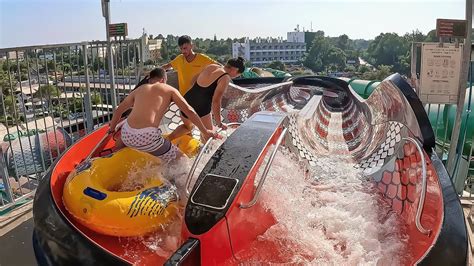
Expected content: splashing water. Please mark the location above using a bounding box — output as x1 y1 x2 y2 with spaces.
120 128 407 264
242 147 408 264
119 130 236 262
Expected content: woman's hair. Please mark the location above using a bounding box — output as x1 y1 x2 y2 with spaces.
227 56 245 73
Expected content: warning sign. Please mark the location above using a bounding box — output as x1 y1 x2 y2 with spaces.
419 43 463 104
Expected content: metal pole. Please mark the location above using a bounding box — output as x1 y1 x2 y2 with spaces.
103 0 117 109
447 0 472 186
0 146 14 203
82 43 94 133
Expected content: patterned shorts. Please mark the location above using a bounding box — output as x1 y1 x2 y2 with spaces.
121 120 179 163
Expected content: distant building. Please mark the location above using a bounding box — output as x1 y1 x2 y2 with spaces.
91 46 108 59
14 80 50 121
7 51 24 60
141 34 163 62
232 30 306 66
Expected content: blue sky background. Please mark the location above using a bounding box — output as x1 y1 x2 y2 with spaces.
0 0 468 48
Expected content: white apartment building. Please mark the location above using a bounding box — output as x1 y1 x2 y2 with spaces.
141 34 163 62
232 31 306 66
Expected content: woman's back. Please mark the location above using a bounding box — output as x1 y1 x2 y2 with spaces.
195 64 225 88
183 64 229 117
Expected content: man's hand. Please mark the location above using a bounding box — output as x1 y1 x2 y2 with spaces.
108 123 116 134
201 129 221 142
218 122 228 130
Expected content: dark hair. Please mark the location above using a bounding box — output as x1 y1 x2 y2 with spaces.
227 56 245 73
178 35 192 46
149 67 166 80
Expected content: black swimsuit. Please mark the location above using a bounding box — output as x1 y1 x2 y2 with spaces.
181 73 229 118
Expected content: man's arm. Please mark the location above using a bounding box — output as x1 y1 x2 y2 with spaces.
171 89 213 136
109 90 136 132
161 63 172 70
162 55 180 70
211 75 230 128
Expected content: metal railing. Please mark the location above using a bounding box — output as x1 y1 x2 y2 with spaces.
421 59 474 198
0 39 143 212
240 127 287 209
403 137 431 235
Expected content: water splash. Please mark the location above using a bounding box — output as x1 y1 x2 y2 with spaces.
121 128 407 264
244 147 408 264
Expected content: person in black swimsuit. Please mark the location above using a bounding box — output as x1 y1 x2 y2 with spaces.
167 57 245 142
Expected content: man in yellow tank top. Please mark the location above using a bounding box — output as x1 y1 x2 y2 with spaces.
162 35 218 95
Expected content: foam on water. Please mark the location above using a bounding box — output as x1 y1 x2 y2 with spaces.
247 147 408 264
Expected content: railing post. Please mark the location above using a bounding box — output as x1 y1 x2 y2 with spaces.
0 146 14 203
103 0 117 110
446 0 473 187
82 43 94 133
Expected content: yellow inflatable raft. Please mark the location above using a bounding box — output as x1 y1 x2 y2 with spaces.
63 134 201 237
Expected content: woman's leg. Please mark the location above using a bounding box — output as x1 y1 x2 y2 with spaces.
199 114 213 142
167 114 194 141
200 114 213 130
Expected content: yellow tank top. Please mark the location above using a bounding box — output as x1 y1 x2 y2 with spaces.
170 53 217 95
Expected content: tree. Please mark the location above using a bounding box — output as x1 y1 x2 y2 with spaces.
0 67 13 94
207 42 229 56
92 58 105 72
404 29 425 43
424 29 437 42
91 92 102 105
326 47 346 70
266 61 286 71
36 85 61 98
358 64 371 73
366 33 409 74
361 65 393 80
3 95 18 118
68 98 83 113
303 35 331 72
336 34 350 51
303 35 347 73
161 41 169 61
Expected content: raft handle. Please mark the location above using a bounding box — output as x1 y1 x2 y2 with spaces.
240 127 288 209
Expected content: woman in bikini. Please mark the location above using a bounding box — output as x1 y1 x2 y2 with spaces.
167 57 245 141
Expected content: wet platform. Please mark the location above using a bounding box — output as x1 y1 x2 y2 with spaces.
0 203 36 266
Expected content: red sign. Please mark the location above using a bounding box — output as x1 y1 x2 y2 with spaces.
436 19 467 38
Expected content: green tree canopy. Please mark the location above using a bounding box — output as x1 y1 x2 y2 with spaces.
91 92 102 105
366 32 409 74
36 84 61 98
266 61 286 71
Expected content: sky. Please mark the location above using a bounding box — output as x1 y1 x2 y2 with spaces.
0 0 469 48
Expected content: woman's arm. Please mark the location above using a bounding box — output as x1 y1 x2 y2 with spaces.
211 75 230 128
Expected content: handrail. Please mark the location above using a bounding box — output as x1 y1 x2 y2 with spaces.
185 122 242 196
84 131 112 162
240 127 288 209
403 137 431 235
0 39 140 53
84 120 126 162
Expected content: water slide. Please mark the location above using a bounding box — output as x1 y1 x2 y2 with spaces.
343 78 474 156
32 74 467 265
